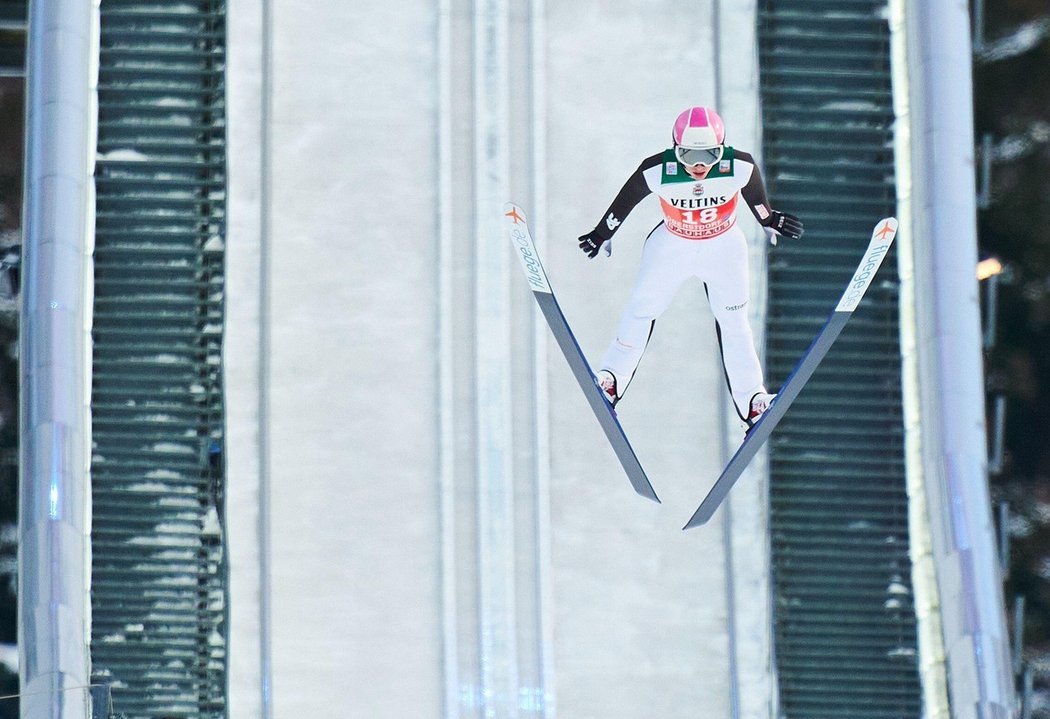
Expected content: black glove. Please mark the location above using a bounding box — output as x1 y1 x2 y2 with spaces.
578 230 607 259
769 210 804 240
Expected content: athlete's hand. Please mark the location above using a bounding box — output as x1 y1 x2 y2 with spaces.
578 231 607 259
769 211 804 240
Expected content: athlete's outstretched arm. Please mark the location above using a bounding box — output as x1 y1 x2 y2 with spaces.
592 152 662 240
578 152 662 258
738 150 804 241
736 150 774 224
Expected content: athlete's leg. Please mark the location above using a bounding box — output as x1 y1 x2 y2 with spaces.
700 227 766 420
600 224 693 398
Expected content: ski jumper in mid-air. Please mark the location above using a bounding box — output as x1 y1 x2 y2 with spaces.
577 106 804 428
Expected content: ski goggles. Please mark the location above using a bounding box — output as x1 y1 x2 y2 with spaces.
675 144 724 168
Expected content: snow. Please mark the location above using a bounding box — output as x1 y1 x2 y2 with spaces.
978 17 1050 62
219 1 819 717
776 171 813 182
146 469 186 479
154 576 196 588
0 644 16 673
125 485 198 499
1034 500 1050 525
820 100 881 112
126 482 177 493
162 114 194 127
156 97 196 108
887 580 910 595
149 442 194 454
202 507 221 537
154 521 205 534
99 148 150 162
992 121 1050 163
124 190 198 200
144 549 197 561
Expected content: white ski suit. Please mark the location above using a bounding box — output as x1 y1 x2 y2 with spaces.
591 147 779 420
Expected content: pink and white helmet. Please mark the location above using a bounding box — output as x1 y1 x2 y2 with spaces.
672 106 726 167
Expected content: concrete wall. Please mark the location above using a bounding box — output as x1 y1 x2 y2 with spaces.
225 1 773 717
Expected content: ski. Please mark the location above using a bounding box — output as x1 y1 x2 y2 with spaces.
683 217 899 530
503 202 660 503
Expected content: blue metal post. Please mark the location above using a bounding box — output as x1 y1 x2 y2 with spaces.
19 0 96 716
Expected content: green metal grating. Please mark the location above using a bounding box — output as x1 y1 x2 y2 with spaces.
758 1 921 717
90 1 228 717
0 0 25 74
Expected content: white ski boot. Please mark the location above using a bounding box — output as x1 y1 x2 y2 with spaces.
747 391 776 427
596 369 620 406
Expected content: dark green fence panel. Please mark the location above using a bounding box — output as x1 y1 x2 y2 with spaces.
0 0 26 73
91 2 227 717
758 1 922 717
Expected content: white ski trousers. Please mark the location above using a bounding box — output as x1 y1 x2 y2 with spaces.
600 222 765 419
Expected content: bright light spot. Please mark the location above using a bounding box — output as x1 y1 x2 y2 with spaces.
977 258 1003 280
48 482 59 519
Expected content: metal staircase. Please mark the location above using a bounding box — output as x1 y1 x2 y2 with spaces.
91 2 228 717
757 1 922 716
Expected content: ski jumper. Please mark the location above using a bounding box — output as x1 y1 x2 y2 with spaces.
591 147 776 421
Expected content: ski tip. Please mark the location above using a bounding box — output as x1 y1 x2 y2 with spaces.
873 217 898 241
834 218 900 313
503 202 527 224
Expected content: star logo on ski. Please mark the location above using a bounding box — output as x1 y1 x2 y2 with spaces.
875 220 895 239
505 206 524 224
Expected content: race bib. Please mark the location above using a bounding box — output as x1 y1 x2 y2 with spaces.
660 195 738 239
